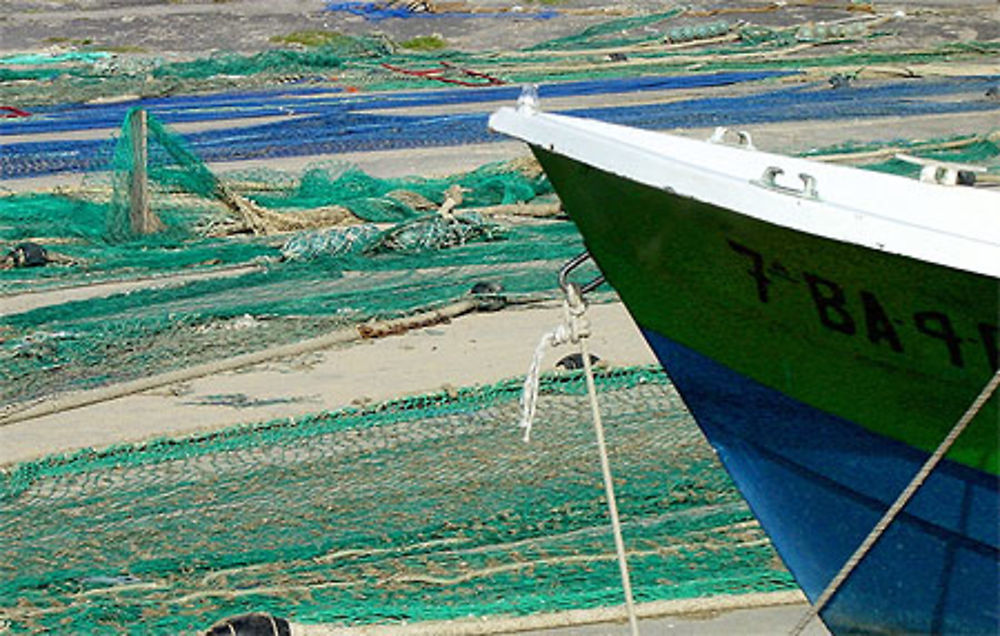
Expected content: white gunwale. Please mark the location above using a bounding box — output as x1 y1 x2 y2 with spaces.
489 106 1000 279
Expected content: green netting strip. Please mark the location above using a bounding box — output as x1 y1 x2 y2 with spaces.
0 366 666 501
526 7 687 51
0 365 795 633
797 131 1000 178
9 21 997 106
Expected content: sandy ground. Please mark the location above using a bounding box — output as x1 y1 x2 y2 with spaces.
513 600 831 636
518 603 830 636
0 300 658 465
2 1 998 633
299 592 831 635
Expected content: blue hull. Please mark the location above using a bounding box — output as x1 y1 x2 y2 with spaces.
641 328 1000 635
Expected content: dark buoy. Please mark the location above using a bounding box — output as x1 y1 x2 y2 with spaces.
3 242 48 268
470 280 506 311
957 170 977 187
204 613 291 636
556 352 601 370
828 73 853 89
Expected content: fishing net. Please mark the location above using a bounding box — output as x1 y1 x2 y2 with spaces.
2 3 997 109
0 366 796 634
1 108 554 276
250 158 551 221
526 8 687 51
324 1 558 21
0 217 591 406
279 224 382 260
6 71 999 181
106 110 220 243
2 6 997 632
365 213 505 254
799 131 1000 180
152 36 392 82
0 34 392 106
0 108 575 406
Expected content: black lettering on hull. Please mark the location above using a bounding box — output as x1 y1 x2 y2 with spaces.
803 273 856 335
727 237 995 372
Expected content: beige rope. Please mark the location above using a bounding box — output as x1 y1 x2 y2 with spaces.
578 316 640 636
790 367 1000 635
517 282 639 635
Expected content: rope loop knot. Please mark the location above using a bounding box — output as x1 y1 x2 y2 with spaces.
518 283 590 443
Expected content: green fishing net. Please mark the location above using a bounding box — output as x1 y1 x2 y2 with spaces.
4 111 998 409
0 108 581 406
4 8 998 106
0 367 796 634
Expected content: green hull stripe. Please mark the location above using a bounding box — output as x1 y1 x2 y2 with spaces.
535 148 999 476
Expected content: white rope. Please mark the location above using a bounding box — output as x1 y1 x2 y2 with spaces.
790 367 1000 635
517 284 639 635
517 298 582 442
518 325 569 442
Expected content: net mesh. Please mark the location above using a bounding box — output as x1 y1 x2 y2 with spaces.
0 111 582 405
0 225 590 405
0 366 795 634
6 73 998 181
799 132 1000 179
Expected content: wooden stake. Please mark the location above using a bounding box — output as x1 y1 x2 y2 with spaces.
128 109 163 235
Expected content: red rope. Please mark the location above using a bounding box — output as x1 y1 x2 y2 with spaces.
380 62 504 87
438 61 505 85
1 105 31 118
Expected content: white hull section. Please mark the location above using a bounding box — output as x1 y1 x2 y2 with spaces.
489 107 1000 279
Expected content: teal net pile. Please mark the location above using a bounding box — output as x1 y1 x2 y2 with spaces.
0 367 795 634
0 34 393 107
525 8 687 51
248 158 551 222
3 220 594 401
0 111 582 406
0 218 589 405
4 6 999 107
0 191 276 296
1 109 554 291
1 112 287 294
153 34 393 82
